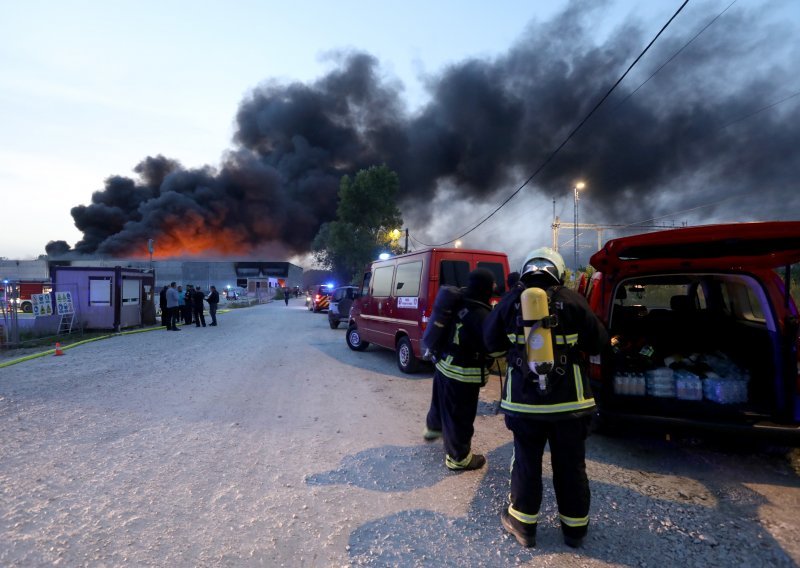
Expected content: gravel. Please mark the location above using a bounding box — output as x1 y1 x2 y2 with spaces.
1 299 798 566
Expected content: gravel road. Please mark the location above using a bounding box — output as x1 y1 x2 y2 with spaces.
1 299 799 567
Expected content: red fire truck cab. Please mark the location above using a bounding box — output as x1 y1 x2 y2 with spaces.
1 281 52 313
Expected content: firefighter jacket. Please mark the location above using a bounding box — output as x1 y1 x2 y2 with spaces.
483 283 608 420
435 298 498 384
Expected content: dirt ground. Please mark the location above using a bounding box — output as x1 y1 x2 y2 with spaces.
1 299 799 566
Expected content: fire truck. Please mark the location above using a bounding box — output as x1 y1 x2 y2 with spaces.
0 281 52 313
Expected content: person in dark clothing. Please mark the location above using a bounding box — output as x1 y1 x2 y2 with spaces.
159 285 169 327
206 286 220 326
193 286 207 327
283 287 290 306
424 268 503 471
483 247 608 549
183 285 194 325
506 271 520 290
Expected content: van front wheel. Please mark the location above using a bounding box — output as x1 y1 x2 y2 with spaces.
396 336 419 373
346 325 369 351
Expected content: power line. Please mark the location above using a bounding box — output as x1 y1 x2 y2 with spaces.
411 0 691 248
612 0 738 112
718 90 800 130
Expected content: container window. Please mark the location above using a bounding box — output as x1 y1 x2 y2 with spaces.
89 277 112 306
395 261 422 297
122 278 140 305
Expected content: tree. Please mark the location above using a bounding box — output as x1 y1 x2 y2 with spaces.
312 165 403 283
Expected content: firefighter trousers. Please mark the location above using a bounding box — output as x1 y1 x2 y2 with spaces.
426 369 480 463
504 414 592 539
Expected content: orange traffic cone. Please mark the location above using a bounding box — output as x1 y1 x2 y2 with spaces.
54 342 65 356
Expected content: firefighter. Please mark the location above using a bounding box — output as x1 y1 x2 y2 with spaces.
483 247 608 548
424 268 501 471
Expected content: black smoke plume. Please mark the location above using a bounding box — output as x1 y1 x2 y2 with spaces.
61 1 799 258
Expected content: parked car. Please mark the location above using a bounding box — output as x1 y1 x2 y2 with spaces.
346 247 510 373
308 284 333 312
584 221 800 438
328 286 359 329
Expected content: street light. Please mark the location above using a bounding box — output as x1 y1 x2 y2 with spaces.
391 228 409 253
573 182 585 272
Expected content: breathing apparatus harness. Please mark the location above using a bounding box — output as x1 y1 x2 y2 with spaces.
508 283 578 395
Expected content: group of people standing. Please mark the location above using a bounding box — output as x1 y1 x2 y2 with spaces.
159 282 220 330
424 246 608 550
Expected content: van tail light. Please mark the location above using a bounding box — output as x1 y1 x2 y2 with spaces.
589 354 603 382
315 294 320 300
421 308 432 331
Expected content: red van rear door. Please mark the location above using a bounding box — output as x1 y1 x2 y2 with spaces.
590 221 800 275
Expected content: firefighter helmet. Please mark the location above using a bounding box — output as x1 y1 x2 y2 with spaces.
520 247 566 285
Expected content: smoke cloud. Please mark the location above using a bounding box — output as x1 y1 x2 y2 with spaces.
60 1 799 260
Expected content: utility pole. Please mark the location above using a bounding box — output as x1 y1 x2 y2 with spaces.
405 228 409 254
147 239 154 271
573 183 584 271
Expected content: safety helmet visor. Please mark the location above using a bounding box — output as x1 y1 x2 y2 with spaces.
521 258 560 283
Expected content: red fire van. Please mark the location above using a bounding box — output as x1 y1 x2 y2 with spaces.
346 248 509 373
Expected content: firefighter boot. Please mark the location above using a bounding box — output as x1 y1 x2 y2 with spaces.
562 521 588 548
501 508 536 548
423 427 442 441
445 453 486 471
563 535 584 548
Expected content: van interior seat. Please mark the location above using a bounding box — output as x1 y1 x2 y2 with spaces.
611 304 647 335
669 294 695 313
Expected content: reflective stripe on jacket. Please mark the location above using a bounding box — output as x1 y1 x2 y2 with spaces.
483 284 608 420
435 299 494 383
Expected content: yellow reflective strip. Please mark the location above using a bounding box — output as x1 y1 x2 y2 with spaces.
555 334 578 345
435 359 484 383
453 323 462 345
500 398 596 414
573 364 584 400
559 513 589 527
509 505 539 525
445 452 473 469
507 333 526 344
436 360 483 377
489 350 506 358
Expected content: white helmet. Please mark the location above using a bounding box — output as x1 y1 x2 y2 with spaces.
520 247 566 285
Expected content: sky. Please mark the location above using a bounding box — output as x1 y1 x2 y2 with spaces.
1 0 798 269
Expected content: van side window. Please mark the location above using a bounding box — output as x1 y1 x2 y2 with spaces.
477 261 505 294
775 263 800 309
361 273 371 297
395 261 422 297
440 260 470 287
372 266 395 297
